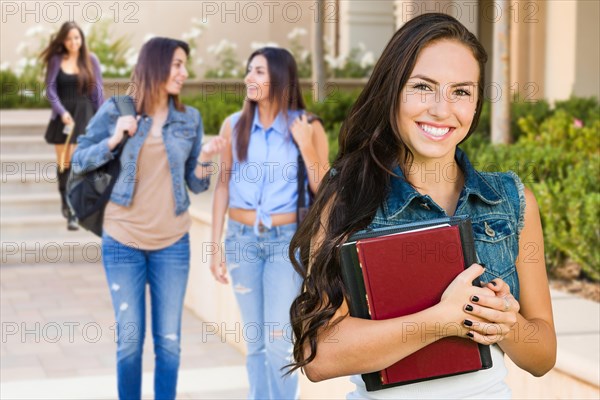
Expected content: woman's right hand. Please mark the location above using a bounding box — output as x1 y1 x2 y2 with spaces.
108 115 139 150
209 250 229 284
61 112 74 126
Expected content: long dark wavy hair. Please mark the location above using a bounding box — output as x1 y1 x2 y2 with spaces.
287 13 488 373
40 21 94 95
234 47 305 161
127 37 189 114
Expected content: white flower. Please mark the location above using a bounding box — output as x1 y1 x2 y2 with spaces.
217 69 224 77
325 54 346 70
192 17 208 27
16 58 28 69
356 42 366 52
27 59 37 67
19 89 35 98
190 27 203 38
117 67 127 76
143 33 156 43
0 62 10 71
125 48 138 68
360 52 375 69
196 58 204 66
250 41 279 50
300 50 310 62
81 24 91 37
287 27 308 40
25 25 45 37
209 39 238 55
107 65 116 74
99 64 107 73
16 43 27 55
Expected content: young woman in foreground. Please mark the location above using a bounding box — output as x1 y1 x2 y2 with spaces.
289 13 556 399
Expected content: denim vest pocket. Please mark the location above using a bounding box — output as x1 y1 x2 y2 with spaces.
472 216 520 299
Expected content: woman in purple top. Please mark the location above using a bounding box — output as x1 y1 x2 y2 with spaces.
40 21 104 230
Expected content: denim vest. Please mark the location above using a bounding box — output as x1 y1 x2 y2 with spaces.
366 148 525 300
72 97 210 215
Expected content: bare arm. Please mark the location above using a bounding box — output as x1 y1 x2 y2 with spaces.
209 118 233 284
290 116 330 194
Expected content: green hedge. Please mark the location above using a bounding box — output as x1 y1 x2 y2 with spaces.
183 89 360 162
462 97 600 281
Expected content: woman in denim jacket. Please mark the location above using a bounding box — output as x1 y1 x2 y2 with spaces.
40 21 104 230
72 37 226 400
209 47 329 399
288 14 556 399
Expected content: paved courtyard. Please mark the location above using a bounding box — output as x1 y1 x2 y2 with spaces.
0 261 249 399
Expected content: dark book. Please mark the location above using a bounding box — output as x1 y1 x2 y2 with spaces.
339 216 492 391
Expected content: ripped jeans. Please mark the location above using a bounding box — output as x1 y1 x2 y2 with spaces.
102 233 190 400
224 219 301 400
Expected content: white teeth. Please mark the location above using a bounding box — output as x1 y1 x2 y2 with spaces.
420 123 450 137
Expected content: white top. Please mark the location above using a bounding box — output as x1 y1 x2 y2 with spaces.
347 344 511 399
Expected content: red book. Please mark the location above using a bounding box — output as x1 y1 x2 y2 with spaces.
340 217 492 391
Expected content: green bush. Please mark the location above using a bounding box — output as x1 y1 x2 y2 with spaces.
0 69 49 109
463 97 600 281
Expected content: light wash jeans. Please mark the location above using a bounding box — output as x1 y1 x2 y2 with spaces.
224 219 301 400
102 232 190 400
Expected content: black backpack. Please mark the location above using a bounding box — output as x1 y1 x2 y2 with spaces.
66 96 136 236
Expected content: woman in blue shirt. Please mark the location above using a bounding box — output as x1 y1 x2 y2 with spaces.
287 13 556 399
210 47 329 399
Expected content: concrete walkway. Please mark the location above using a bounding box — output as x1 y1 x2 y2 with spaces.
0 261 249 399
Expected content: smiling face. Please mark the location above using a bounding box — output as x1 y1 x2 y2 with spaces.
63 28 82 55
244 55 270 103
164 47 188 95
397 39 479 164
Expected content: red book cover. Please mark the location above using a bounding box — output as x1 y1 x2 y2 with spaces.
355 224 483 385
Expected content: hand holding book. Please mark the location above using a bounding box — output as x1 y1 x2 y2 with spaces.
340 216 496 390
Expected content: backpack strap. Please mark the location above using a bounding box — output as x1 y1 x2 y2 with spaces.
111 95 136 152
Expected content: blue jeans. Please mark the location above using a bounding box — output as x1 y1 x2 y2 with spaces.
224 220 301 400
102 233 190 400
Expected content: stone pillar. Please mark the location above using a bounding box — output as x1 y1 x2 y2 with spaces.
491 0 511 144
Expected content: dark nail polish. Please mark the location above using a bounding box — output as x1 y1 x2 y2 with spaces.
465 304 474 312
479 263 487 268
490 281 497 286
471 296 479 303
466 332 474 338
464 319 473 327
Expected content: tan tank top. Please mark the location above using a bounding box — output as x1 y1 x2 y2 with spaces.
104 134 191 250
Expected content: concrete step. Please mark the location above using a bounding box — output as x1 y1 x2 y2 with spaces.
1 235 102 265
0 109 50 137
1 214 77 240
2 171 59 195
0 193 62 218
1 153 58 177
0 135 53 154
